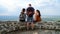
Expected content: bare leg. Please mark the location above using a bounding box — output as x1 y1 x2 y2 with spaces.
31 22 34 30
27 23 29 30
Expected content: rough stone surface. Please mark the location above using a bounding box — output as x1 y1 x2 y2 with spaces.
0 21 60 34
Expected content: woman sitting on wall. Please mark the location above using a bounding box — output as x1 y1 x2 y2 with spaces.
34 10 42 22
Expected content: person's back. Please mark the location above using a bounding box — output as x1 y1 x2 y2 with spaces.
35 10 41 22
26 4 35 17
19 8 26 22
19 12 26 22
26 4 35 30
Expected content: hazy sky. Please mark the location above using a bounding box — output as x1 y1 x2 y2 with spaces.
0 0 60 16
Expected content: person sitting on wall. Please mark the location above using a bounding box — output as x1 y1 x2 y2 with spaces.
19 8 26 22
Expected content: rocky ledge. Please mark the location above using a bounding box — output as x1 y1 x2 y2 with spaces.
0 21 60 34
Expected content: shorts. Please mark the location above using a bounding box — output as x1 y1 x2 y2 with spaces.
27 16 33 22
19 20 25 22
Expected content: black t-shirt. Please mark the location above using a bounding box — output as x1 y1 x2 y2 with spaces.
26 7 35 17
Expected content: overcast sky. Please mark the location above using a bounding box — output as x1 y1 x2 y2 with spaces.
0 0 60 16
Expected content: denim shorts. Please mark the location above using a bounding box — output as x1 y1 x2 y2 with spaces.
27 16 33 22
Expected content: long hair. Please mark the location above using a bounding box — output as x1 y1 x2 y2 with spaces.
36 10 41 17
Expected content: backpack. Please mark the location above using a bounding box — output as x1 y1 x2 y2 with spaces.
27 7 34 17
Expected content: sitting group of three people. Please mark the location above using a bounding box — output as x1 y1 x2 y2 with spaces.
19 4 41 30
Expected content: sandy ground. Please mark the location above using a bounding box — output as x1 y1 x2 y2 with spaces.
7 29 60 34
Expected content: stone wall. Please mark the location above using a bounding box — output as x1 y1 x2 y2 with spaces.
0 21 60 34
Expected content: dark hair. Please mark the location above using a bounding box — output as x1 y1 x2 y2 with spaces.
22 8 25 12
36 10 41 17
29 4 31 6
